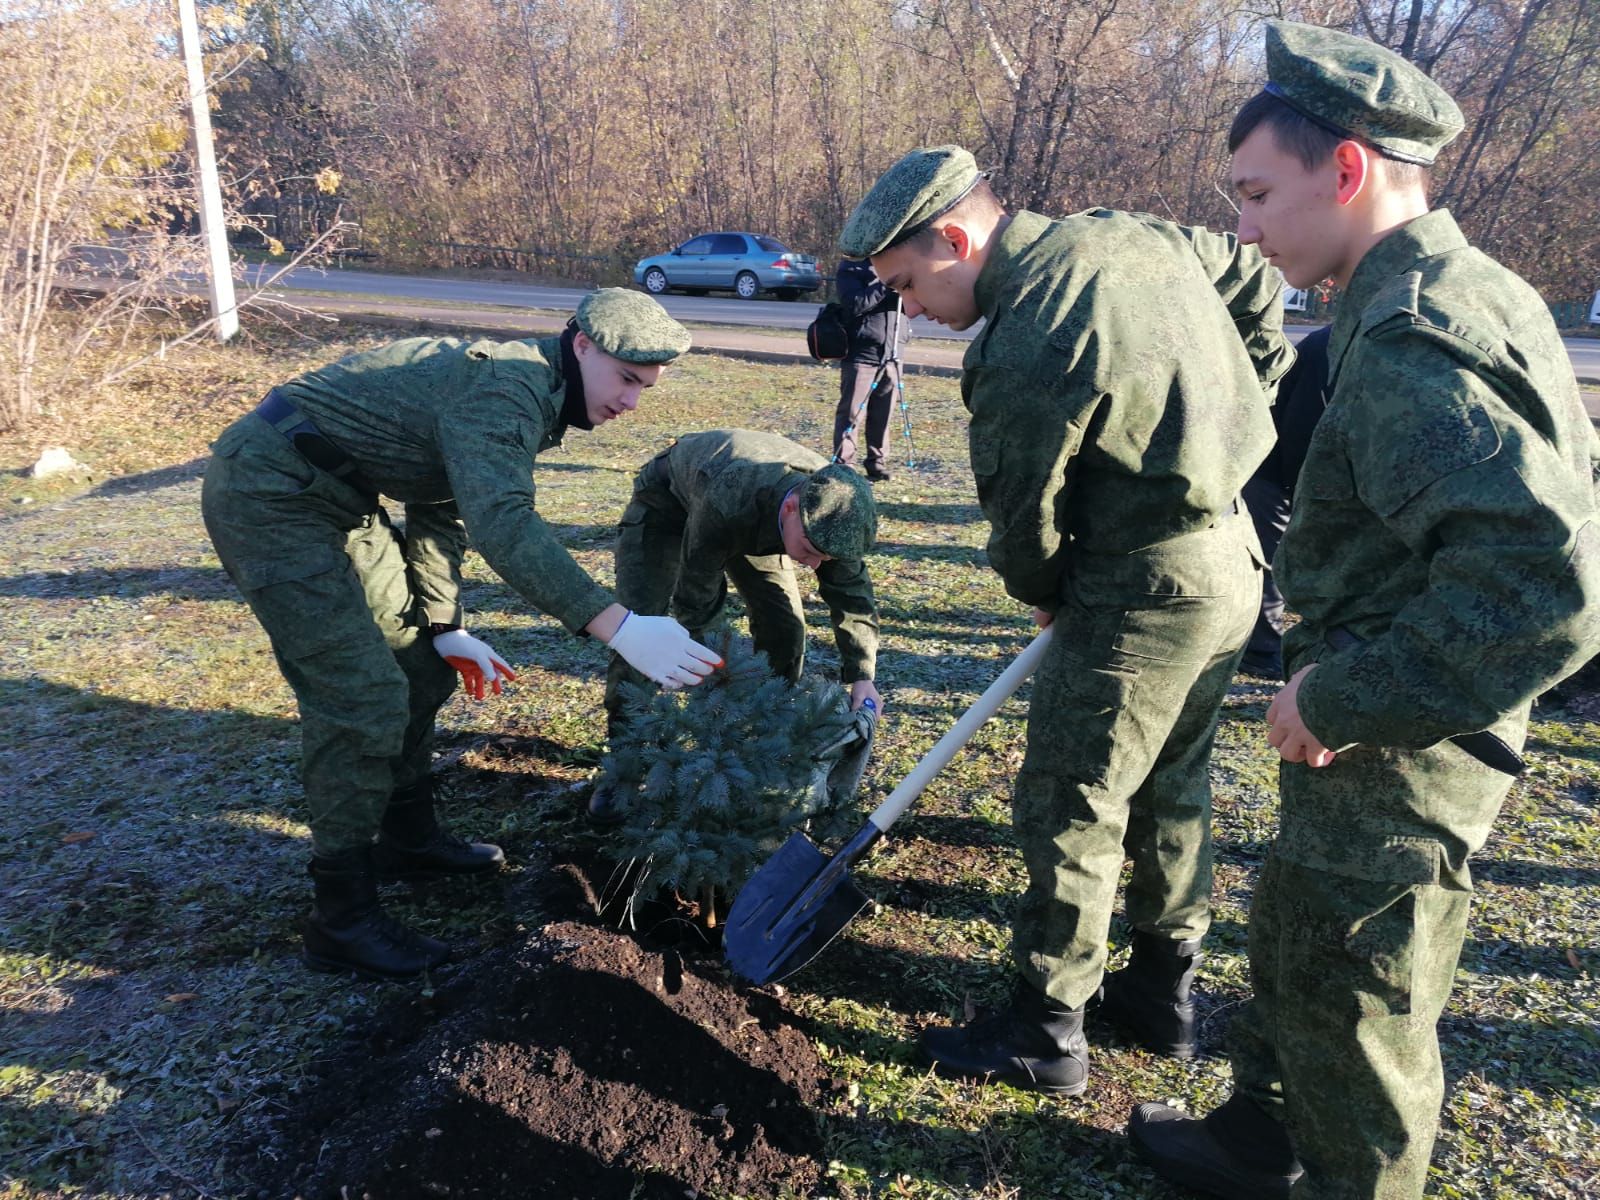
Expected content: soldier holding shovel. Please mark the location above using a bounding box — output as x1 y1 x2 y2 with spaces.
838 146 1291 1093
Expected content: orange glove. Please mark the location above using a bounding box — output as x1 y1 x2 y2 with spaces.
432 629 517 700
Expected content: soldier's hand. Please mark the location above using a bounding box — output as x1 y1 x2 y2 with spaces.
433 629 518 700
850 679 883 714
606 612 722 689
1265 664 1338 767
1032 608 1055 629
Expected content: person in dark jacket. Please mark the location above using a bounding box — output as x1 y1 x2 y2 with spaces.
1238 323 1332 679
832 256 908 481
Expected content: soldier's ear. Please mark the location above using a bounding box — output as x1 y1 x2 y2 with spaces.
573 330 595 358
938 222 974 260
1334 140 1371 206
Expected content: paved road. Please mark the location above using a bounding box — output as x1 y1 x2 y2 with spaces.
254 266 1600 380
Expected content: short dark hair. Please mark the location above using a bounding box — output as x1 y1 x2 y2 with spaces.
1230 90 1427 192
1229 91 1341 167
903 178 1007 249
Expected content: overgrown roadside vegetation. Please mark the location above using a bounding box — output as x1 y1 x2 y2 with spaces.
2 318 1596 1198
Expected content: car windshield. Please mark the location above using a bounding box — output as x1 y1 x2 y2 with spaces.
753 236 789 254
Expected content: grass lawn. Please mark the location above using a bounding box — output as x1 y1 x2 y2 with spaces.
1 319 1596 1198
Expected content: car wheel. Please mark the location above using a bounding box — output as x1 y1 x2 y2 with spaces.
735 271 760 300
643 268 669 295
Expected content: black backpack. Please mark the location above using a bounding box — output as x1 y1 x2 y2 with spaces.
806 301 851 361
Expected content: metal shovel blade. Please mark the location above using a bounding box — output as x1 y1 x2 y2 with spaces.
725 830 873 985
725 629 1056 987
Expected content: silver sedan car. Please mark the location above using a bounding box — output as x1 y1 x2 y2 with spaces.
634 232 822 300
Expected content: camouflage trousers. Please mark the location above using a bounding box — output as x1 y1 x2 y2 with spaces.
1228 742 1517 1199
605 459 805 730
1012 516 1262 1008
201 413 457 855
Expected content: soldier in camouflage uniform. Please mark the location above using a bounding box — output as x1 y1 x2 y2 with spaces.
202 289 723 981
593 429 881 817
839 146 1293 1093
1129 23 1600 1200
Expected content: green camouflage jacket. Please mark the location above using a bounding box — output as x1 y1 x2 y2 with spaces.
964 208 1291 608
654 430 879 682
280 334 612 633
1283 209 1600 751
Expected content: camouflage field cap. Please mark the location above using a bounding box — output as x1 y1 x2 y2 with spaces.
800 464 878 560
1263 21 1463 165
573 288 691 364
839 145 985 258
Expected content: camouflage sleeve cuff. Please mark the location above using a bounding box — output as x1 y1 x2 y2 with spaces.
838 649 876 685
545 581 616 637
421 600 465 628
1295 659 1371 753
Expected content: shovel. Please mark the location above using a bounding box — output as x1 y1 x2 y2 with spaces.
725 626 1054 984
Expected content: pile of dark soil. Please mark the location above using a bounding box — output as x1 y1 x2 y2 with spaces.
246 861 829 1199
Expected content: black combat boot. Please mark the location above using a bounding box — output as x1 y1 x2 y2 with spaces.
918 980 1089 1096
304 847 451 980
374 778 505 878
1129 1093 1304 1200
1095 931 1203 1058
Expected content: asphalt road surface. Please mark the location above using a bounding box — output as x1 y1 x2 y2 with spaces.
251 265 1600 379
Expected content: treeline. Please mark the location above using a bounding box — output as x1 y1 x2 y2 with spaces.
218 0 1600 298
2 1 1596 429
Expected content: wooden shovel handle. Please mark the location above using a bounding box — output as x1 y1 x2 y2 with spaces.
866 625 1054 834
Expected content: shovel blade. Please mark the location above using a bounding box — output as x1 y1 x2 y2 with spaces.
726 831 872 985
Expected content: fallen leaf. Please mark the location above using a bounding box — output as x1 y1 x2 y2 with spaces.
164 992 199 1004
61 831 96 844
1568 948 1583 971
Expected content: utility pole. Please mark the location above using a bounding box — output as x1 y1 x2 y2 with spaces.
177 0 238 341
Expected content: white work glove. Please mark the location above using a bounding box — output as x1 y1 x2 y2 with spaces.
432 629 517 700
605 612 722 689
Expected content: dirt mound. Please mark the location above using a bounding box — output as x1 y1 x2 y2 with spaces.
251 887 828 1198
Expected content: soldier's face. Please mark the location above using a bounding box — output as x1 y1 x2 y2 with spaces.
871 227 982 330
1231 125 1346 291
574 333 664 425
779 497 832 570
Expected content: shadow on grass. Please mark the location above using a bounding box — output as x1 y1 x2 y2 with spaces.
871 597 1028 635
1473 856 1600 889
0 564 234 600
1439 1010 1600 1104
792 937 1008 1017
1458 935 1597 981
0 676 583 970
872 539 989 564
811 1055 1186 1198
88 457 208 497
895 813 1014 851
873 500 985 526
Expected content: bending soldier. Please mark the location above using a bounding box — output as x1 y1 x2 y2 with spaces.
1129 23 1600 1200
839 146 1291 1094
595 429 881 818
202 289 721 981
